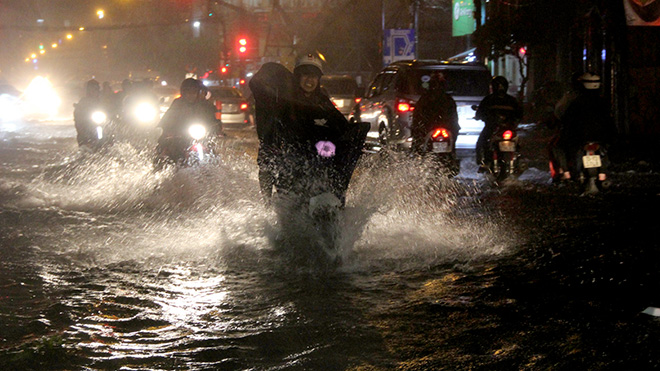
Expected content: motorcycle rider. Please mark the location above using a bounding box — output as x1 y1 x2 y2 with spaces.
73 79 107 147
255 54 368 205
475 76 523 170
548 72 582 182
411 71 459 154
554 72 615 182
156 78 221 164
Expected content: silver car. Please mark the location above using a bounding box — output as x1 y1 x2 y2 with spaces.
351 61 491 150
209 86 251 129
320 75 360 119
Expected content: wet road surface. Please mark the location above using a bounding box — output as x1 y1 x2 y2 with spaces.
2 119 660 370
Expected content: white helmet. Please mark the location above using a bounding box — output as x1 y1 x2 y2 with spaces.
579 72 601 90
295 54 323 75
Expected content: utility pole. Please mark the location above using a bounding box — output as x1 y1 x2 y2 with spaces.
413 0 419 57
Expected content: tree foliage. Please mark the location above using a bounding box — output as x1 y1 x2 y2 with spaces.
472 0 577 97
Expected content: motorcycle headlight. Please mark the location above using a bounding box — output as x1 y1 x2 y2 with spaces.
134 102 157 124
188 124 207 140
91 111 107 125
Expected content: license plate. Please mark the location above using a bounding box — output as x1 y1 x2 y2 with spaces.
582 155 602 168
498 141 516 152
432 142 451 153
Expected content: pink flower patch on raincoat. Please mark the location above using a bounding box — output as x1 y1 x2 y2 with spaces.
315 140 336 158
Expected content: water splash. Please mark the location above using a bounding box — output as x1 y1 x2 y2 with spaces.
6 139 518 272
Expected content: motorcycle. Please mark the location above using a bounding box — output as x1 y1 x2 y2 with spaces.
155 121 220 169
272 140 345 268
485 124 524 182
117 99 161 144
573 141 608 195
419 125 460 177
125 100 160 128
74 106 116 150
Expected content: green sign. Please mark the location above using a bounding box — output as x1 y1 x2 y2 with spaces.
452 0 476 37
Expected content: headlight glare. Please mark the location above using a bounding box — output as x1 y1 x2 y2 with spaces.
91 111 107 125
188 124 207 140
135 102 157 123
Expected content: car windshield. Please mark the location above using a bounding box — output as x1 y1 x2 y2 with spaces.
211 88 242 99
398 68 491 97
320 78 357 96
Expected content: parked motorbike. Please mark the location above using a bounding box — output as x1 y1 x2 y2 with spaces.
154 121 220 169
419 125 460 177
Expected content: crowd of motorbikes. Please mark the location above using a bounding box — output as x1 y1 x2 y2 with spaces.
73 73 611 198
73 79 222 169
67 68 612 269
354 72 611 196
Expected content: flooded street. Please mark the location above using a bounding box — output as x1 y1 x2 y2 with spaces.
2 119 660 370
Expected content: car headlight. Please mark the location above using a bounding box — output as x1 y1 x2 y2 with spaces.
91 111 107 125
188 123 207 140
134 102 158 124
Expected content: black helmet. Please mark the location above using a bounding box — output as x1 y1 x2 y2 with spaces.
180 78 202 92
85 79 100 96
86 79 100 91
491 76 509 94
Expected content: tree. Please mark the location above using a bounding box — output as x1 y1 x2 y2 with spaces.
472 0 576 100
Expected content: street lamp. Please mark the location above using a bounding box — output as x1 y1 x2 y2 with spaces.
97 10 105 19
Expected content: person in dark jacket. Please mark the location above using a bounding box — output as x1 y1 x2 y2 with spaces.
156 78 220 164
410 71 459 154
475 76 523 168
278 54 368 204
555 72 615 182
73 79 107 147
249 55 368 205
249 62 294 200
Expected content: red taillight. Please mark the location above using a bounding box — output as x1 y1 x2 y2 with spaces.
396 98 414 113
585 143 600 151
214 100 222 120
432 128 450 139
354 97 362 104
502 130 514 140
240 102 248 111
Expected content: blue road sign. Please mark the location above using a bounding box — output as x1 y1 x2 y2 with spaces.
383 29 416 66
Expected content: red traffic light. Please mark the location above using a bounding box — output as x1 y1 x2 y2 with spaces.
221 66 228 74
238 38 248 54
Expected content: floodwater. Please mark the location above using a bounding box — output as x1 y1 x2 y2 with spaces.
2 118 660 370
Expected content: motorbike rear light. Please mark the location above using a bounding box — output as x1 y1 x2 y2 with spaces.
354 97 362 104
240 102 248 111
585 143 600 151
502 130 514 140
432 128 450 139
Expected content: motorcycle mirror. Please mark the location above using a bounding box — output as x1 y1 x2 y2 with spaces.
471 105 478 111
